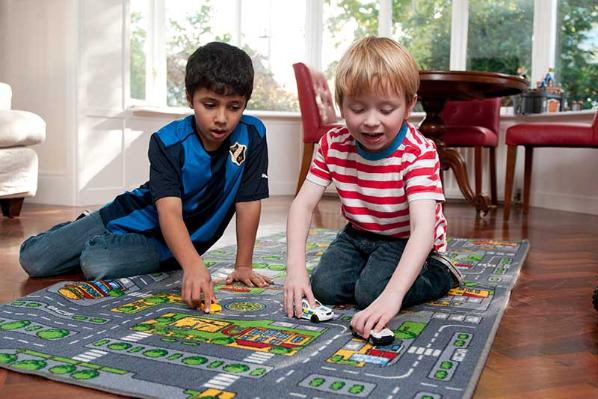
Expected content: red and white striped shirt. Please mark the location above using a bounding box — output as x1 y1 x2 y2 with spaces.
307 122 448 252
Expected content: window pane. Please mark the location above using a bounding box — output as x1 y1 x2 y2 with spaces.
323 0 378 99
556 1 598 110
391 0 451 70
165 1 235 107
241 0 304 111
467 0 533 75
130 0 148 100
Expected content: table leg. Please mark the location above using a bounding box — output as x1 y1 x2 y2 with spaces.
419 97 490 215
438 146 490 215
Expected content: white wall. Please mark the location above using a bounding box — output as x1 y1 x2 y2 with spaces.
0 0 596 215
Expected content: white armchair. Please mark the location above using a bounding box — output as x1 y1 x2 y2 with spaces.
0 82 46 217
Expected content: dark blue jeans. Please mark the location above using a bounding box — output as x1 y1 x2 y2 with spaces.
19 211 165 280
310 224 452 309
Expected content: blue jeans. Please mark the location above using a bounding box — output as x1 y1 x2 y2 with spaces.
19 211 165 280
310 224 452 309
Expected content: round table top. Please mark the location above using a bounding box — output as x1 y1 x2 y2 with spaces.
419 70 529 100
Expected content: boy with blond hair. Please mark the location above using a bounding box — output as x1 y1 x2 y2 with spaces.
284 37 462 339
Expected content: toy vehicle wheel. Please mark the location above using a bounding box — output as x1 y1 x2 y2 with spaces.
310 314 319 323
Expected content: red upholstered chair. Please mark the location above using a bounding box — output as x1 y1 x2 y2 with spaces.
503 110 598 220
293 62 344 194
440 97 501 204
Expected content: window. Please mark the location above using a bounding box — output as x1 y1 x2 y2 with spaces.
129 0 147 101
555 0 598 110
129 0 301 111
323 0 378 80
240 0 305 111
392 0 451 70
164 1 234 107
129 0 596 113
467 0 533 75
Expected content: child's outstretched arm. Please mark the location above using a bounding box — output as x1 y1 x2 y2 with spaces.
225 200 272 287
156 197 216 311
350 199 437 339
284 181 327 318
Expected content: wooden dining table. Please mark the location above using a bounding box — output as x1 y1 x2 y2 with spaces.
418 70 528 214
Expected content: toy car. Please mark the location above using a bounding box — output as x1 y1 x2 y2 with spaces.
301 299 334 322
352 326 395 346
199 302 222 313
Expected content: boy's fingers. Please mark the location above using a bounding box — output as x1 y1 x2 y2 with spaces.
294 292 303 318
284 289 295 318
363 315 380 339
191 284 203 309
374 319 387 334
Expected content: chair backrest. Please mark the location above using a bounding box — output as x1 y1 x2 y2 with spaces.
293 62 338 144
441 97 501 134
592 109 598 145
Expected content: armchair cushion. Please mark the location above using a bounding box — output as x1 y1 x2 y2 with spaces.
0 110 46 147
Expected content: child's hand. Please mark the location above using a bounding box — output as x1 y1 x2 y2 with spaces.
226 266 272 287
283 268 316 318
350 291 403 339
181 265 216 311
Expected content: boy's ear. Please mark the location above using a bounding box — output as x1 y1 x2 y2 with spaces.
186 91 193 108
405 95 418 119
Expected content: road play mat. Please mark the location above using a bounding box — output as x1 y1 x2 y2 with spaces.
0 229 528 399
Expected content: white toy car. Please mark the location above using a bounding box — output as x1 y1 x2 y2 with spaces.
301 299 334 322
351 326 395 346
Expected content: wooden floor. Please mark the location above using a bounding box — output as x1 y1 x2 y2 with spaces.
1 196 597 398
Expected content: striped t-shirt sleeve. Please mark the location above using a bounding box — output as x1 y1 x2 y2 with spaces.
403 138 445 202
306 134 332 187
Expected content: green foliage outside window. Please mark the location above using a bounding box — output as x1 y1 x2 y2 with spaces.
392 0 451 70
557 0 598 109
467 0 533 75
130 11 146 100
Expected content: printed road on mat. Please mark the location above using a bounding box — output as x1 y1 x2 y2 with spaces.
0 229 528 399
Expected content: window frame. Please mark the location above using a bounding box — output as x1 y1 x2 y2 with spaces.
130 0 558 111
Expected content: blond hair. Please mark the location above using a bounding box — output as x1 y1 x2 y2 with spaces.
335 37 419 107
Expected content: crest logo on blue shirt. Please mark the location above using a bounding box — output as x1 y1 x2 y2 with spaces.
229 142 247 166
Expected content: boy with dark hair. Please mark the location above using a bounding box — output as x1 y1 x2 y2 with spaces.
20 42 271 311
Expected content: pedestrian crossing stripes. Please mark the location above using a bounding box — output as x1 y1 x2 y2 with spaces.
121 332 152 342
407 346 441 357
203 373 240 389
243 351 275 364
72 349 108 362
127 292 152 298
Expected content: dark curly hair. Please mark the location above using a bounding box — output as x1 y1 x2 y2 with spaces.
185 42 254 104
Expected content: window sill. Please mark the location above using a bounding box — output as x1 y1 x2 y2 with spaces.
129 105 301 120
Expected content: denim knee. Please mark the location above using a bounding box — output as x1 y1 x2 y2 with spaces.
80 234 116 280
310 267 342 305
80 232 161 280
354 278 380 309
19 237 56 277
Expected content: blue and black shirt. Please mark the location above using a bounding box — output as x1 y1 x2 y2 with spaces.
99 114 269 262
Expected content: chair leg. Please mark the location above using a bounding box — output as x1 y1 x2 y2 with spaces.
474 147 482 196
503 145 517 221
296 143 315 194
523 146 534 215
489 147 497 205
1 197 25 218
